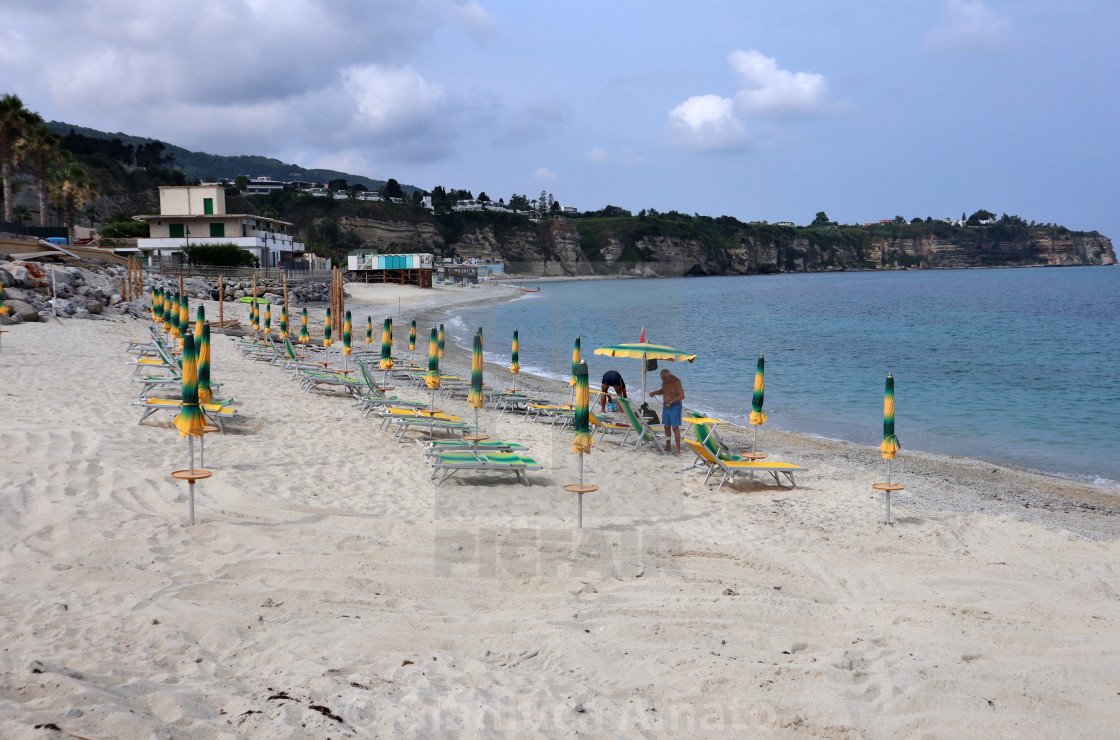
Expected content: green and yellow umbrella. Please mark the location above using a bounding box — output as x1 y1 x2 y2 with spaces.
469 329 484 410
323 307 332 347
593 340 698 400
162 293 173 333
380 318 393 369
881 373 900 460
248 299 256 333
425 326 440 390
570 335 581 386
280 305 288 339
299 307 310 343
366 316 373 344
264 302 272 336
198 322 213 404
169 292 181 338
150 286 161 322
173 333 205 438
438 323 445 359
343 310 353 356
572 360 592 455
749 354 767 426
0 284 8 316
409 319 416 353
388 317 393 350
510 329 520 374
178 294 190 349
195 304 206 340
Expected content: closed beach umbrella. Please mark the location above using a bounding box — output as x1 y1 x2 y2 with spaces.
426 326 440 388
469 329 484 410
343 310 353 356
323 307 332 347
248 299 256 333
881 373 900 460
173 333 205 438
388 317 393 349
195 304 206 340
510 329 520 374
264 302 272 336
162 294 173 333
570 335 581 386
299 307 310 343
366 316 373 344
170 292 181 338
179 294 190 348
438 323 445 359
198 323 213 404
749 353 767 451
572 361 592 455
150 286 161 323
409 320 416 353
0 284 8 316
280 306 288 339
380 318 393 369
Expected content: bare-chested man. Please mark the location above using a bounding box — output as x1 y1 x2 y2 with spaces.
649 368 684 453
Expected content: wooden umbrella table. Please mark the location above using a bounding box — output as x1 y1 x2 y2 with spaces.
171 468 212 526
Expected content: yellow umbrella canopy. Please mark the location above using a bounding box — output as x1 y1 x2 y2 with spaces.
593 340 697 400
173 333 205 438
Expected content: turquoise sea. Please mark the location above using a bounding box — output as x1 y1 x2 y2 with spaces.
444 267 1120 487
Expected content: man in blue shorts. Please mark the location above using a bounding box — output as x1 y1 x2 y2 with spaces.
600 369 627 412
649 368 685 453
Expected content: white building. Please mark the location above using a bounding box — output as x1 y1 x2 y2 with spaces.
244 176 288 195
134 185 306 267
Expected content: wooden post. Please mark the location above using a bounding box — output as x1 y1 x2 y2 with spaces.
283 271 289 321
218 275 224 328
179 274 184 300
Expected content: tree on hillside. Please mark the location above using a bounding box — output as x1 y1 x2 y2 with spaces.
477 192 490 202
48 162 98 244
15 122 63 226
967 209 996 226
1 93 43 221
328 178 349 191
811 211 831 227
234 174 249 191
384 178 404 199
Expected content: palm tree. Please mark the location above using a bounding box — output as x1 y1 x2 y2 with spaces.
48 162 98 244
12 204 30 226
15 122 63 227
0 93 42 222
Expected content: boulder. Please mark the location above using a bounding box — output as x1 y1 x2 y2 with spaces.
72 308 91 320
87 300 104 315
0 269 15 288
0 314 16 325
109 294 122 305
4 299 41 322
0 263 31 288
3 287 27 302
53 298 74 316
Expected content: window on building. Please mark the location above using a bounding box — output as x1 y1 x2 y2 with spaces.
169 224 185 238
210 223 225 238
203 198 214 215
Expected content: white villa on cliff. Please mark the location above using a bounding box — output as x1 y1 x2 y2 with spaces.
134 185 308 267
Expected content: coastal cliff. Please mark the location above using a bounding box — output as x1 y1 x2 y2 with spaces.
295 203 1115 276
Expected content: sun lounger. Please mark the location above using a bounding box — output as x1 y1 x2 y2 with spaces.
428 451 542 487
615 397 667 454
418 438 528 458
682 439 807 490
389 415 471 442
132 398 238 432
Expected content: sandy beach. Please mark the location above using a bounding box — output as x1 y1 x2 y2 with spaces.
1 280 1118 739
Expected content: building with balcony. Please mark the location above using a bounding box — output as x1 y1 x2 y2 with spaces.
133 185 306 267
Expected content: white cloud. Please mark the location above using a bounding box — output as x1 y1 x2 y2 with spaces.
586 146 609 163
728 50 830 117
667 95 749 152
667 50 833 152
925 0 1009 53
343 64 446 138
533 166 558 182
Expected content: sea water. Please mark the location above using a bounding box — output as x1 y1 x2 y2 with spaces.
446 267 1120 486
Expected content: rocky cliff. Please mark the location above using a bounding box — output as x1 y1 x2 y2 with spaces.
301 209 1117 277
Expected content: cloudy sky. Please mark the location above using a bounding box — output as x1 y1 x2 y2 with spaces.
2 0 1118 236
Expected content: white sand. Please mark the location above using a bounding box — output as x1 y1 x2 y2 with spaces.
1 284 1118 739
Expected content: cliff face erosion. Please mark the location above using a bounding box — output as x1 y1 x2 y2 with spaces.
305 208 1116 277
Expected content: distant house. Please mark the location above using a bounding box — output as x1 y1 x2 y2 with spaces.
452 199 510 213
775 221 795 227
562 206 578 214
244 176 288 196
134 185 306 267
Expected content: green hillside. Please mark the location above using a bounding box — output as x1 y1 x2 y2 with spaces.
46 121 419 193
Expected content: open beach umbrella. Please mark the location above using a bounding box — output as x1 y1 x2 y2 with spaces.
323 307 332 347
409 320 416 355
264 302 272 336
593 341 698 401
299 307 310 343
468 326 486 427
169 292 181 338
280 306 288 339
881 373 900 463
438 323 445 359
380 318 394 369
571 360 593 528
343 310 352 356
749 354 767 451
178 294 190 349
195 304 206 340
366 316 373 344
570 335 581 386
198 322 213 404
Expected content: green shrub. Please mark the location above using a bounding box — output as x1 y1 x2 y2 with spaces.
181 243 258 267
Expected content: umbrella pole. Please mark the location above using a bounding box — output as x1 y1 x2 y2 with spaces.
474 408 479 433
886 460 892 524
752 425 758 454
189 435 195 475
577 454 584 529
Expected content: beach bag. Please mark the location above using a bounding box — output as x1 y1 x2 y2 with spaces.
645 359 658 371
607 399 619 412
640 403 660 425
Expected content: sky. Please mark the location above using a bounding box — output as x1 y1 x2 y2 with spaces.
2 0 1118 237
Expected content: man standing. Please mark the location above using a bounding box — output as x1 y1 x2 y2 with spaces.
600 369 626 412
650 368 684 453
